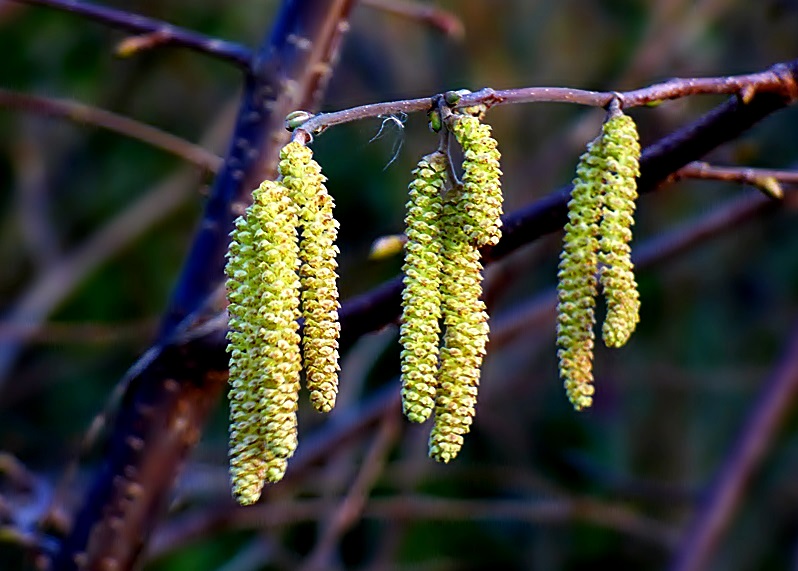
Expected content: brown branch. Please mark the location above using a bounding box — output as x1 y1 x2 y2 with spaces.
669 318 798 571
291 62 798 137
0 88 222 172
0 319 156 346
674 161 798 199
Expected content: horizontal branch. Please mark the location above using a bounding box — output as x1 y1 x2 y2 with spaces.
152 495 677 559
0 88 222 171
11 0 252 68
292 61 798 137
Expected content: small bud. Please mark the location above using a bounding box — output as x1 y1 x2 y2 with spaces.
444 90 463 105
428 109 443 132
285 110 314 131
369 234 407 260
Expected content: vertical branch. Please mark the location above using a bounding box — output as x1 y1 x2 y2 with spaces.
49 2 356 570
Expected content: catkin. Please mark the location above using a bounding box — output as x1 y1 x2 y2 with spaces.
226 180 302 504
400 151 447 423
598 114 641 347
428 195 490 463
557 109 642 410
449 114 503 247
279 141 341 413
557 136 606 411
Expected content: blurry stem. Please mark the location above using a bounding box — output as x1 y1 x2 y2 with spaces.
151 494 677 560
669 317 798 571
361 0 464 39
9 0 252 68
299 412 401 570
0 88 222 172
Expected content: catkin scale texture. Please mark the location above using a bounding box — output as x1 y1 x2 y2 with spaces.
400 152 447 424
226 180 301 505
556 111 641 411
278 141 341 414
449 115 503 248
428 199 489 462
598 115 641 348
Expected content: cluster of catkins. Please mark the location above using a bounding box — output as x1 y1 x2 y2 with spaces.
225 103 640 504
399 112 503 463
225 141 340 505
556 110 642 410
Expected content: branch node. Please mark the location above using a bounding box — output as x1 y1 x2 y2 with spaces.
607 93 625 117
770 62 798 103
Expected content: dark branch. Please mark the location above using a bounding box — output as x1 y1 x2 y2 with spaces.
159 0 355 339
48 2 357 570
11 0 253 68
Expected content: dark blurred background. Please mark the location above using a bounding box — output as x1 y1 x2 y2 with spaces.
2 1 798 569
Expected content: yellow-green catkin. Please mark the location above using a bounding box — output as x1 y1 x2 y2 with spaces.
428 191 490 463
449 114 503 247
400 151 447 423
278 142 341 413
557 135 606 411
226 179 301 504
598 114 641 348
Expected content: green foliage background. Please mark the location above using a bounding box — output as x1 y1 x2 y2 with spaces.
3 1 798 569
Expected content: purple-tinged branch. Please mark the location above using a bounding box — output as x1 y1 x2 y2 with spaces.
291 62 798 138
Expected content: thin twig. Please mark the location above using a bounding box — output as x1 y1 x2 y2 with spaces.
674 161 798 199
0 319 156 346
362 0 464 39
300 412 401 570
0 98 236 393
669 318 798 571
10 0 252 68
292 62 798 137
0 88 222 172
